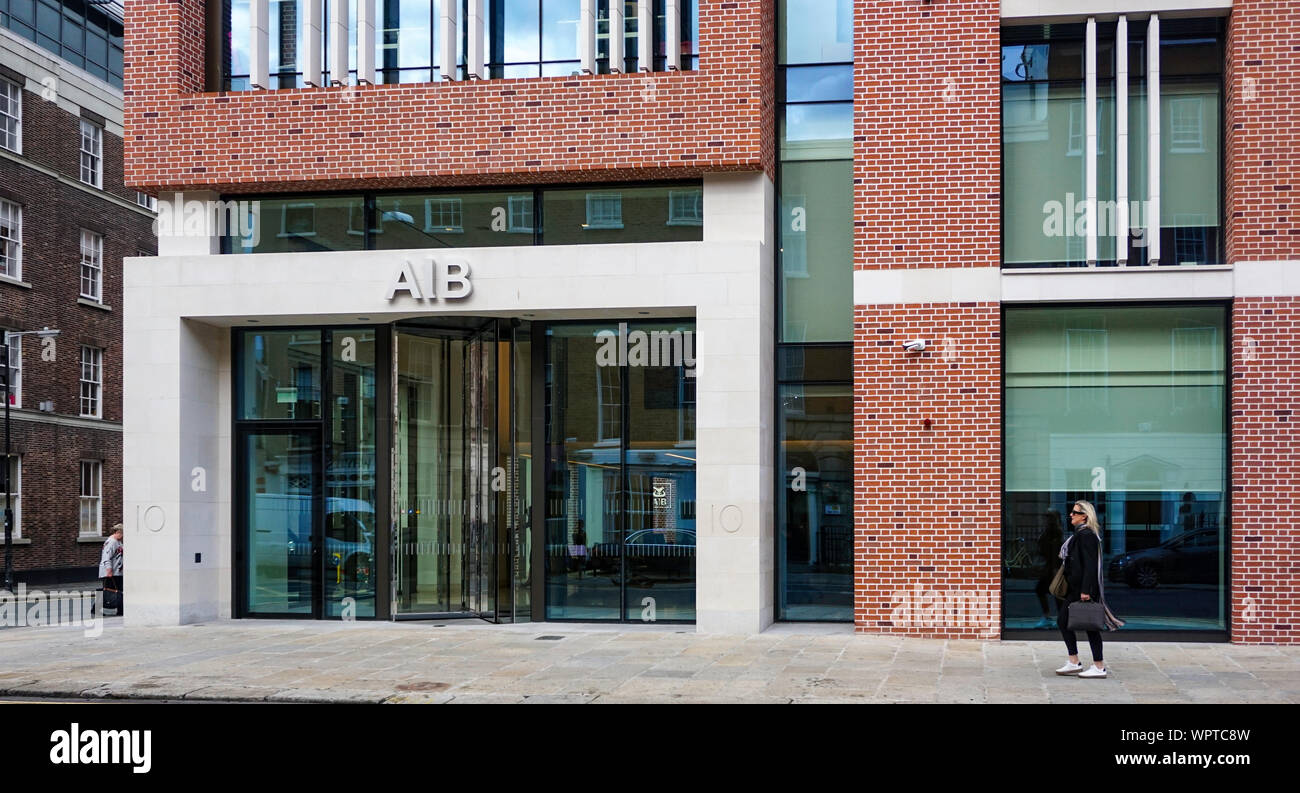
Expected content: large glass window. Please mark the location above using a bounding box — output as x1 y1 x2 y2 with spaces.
545 321 696 622
227 184 703 251
1001 18 1223 268
238 330 323 420
1003 304 1228 632
777 347 853 621
0 0 123 87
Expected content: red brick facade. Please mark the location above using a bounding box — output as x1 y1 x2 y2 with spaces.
122 0 775 194
852 303 1001 639
1 79 155 579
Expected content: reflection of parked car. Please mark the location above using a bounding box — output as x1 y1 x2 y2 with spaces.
253 495 374 583
1108 528 1220 588
588 529 697 581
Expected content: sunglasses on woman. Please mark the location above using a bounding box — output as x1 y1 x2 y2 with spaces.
1070 510 1086 516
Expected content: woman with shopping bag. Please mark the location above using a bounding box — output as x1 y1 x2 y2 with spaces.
1053 500 1123 678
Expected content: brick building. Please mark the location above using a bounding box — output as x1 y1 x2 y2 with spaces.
1 1 156 585
120 0 1297 643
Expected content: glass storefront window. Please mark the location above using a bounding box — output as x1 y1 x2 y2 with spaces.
545 321 696 621
1003 304 1228 632
778 382 853 621
238 330 323 420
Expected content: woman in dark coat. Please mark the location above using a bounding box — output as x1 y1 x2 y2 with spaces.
1055 500 1109 678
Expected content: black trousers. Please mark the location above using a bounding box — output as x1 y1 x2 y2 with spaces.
1057 598 1102 662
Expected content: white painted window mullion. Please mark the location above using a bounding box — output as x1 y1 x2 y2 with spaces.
1147 13 1162 265
329 0 350 85
667 0 681 70
440 0 458 79
467 0 485 79
304 0 325 87
1085 17 1098 266
357 0 376 83
1116 15 1129 265
250 0 270 89
580 0 596 74
638 0 653 71
609 1 625 72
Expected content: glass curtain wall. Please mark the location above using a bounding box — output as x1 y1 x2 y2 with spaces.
545 322 697 621
1001 19 1223 268
1003 305 1228 632
236 328 379 619
775 0 853 621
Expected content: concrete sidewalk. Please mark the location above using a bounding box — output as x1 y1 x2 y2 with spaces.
0 618 1295 703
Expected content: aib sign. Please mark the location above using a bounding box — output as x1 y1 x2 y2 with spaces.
385 256 473 302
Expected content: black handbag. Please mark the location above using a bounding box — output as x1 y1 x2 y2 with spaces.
1067 600 1106 632
102 577 121 611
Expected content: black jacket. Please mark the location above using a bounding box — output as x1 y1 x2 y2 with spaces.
1063 528 1101 602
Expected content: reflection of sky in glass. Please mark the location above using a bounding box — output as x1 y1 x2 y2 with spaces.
783 103 851 141
231 0 250 74
1002 44 1049 81
270 0 305 74
785 65 851 102
542 0 579 61
378 0 433 69
782 0 853 64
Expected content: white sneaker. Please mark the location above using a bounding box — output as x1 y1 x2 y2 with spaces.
1055 662 1084 675
1079 665 1108 679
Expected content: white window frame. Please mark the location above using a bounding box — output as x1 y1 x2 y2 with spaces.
667 188 703 227
3 334 19 409
79 119 102 188
79 460 103 536
1 454 19 539
0 77 20 154
0 199 20 280
278 202 317 238
507 195 534 233
1169 96 1205 153
136 192 158 211
80 229 103 302
80 345 102 418
584 192 624 230
424 197 464 233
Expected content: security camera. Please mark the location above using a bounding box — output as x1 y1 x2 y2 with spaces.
901 339 927 353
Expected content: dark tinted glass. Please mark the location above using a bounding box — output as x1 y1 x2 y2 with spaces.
541 185 703 245
238 330 323 420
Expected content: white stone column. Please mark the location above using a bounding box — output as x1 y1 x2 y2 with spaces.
304 0 324 86
329 0 350 84
1085 17 1097 265
580 0 596 74
637 0 652 71
666 0 681 70
1147 13 1162 265
250 0 270 89
440 0 458 79
467 0 485 78
357 0 376 83
608 1 625 72
695 172 775 634
125 193 230 625
1116 15 1129 265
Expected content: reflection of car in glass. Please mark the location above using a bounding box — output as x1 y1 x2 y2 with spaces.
252 495 375 583
1108 528 1220 588
588 529 696 582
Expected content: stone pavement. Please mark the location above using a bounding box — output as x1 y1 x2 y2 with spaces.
0 618 1295 703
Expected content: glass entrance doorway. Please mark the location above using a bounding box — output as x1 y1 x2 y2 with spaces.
393 320 532 621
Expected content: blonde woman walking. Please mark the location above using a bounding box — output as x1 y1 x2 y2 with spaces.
1055 500 1122 678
